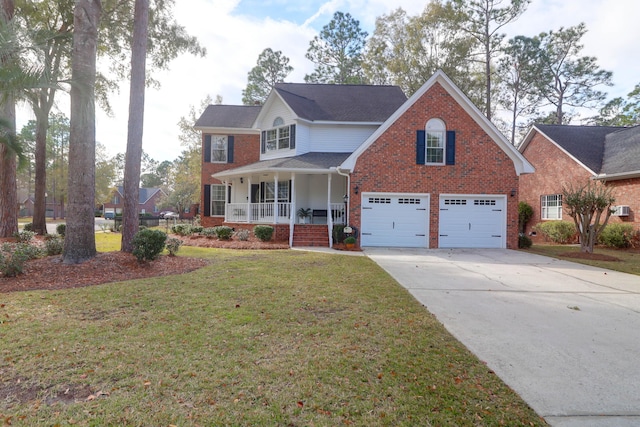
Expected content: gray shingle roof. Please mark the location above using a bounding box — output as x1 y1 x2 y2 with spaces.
533 124 640 176
213 152 352 177
601 126 640 175
116 187 162 204
535 124 624 173
195 105 261 128
274 83 407 122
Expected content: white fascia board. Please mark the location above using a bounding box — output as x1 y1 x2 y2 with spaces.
213 167 333 179
341 70 535 175
253 90 298 129
194 126 259 135
595 170 640 181
296 118 384 126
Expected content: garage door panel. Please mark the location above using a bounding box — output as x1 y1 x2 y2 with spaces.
361 194 429 248
439 196 506 249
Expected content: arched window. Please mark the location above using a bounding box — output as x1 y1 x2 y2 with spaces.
425 118 446 164
272 117 284 127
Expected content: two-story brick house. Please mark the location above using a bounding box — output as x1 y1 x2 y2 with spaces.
196 70 534 248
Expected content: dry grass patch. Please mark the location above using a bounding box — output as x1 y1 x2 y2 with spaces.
0 249 545 426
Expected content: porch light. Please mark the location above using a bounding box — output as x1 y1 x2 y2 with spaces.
510 188 516 197
354 185 359 195
240 177 244 184
343 194 348 203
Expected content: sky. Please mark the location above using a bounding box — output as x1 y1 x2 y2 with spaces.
18 0 640 162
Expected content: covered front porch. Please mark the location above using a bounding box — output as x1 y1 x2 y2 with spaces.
213 153 353 247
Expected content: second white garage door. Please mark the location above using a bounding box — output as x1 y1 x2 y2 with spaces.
438 195 506 248
360 193 429 248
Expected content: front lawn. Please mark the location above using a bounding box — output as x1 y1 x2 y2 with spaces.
0 249 545 426
527 244 640 276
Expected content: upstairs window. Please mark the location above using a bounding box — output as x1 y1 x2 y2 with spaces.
262 121 296 153
426 118 445 164
211 136 228 162
541 194 562 220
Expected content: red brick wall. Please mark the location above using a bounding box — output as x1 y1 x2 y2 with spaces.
350 82 521 249
201 133 260 228
519 132 640 241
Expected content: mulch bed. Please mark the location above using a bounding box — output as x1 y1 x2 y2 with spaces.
0 234 290 294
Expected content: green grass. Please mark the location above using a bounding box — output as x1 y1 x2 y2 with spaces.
95 232 121 252
0 249 546 426
527 244 640 276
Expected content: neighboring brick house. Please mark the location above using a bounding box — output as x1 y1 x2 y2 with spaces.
102 187 165 217
196 70 534 248
519 124 640 241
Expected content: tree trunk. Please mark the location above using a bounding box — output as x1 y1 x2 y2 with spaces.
32 112 48 234
63 0 101 264
0 0 18 238
121 0 149 253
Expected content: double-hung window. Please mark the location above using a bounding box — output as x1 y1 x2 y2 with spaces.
211 136 228 162
210 184 226 216
264 181 290 202
263 117 294 152
426 118 445 164
541 194 562 220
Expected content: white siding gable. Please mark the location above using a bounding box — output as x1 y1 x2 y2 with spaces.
307 123 379 153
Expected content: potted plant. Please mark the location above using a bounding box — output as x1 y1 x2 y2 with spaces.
344 236 356 249
297 207 311 224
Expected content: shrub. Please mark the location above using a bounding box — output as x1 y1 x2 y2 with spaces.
23 223 34 232
15 230 35 243
171 224 194 236
534 221 576 244
165 237 183 256
201 227 217 238
344 236 356 244
214 226 234 240
17 243 42 260
254 225 274 242
332 224 345 244
0 244 29 277
598 223 634 248
55 223 66 236
191 225 203 234
235 229 250 241
518 234 532 249
518 201 534 234
132 229 167 262
45 235 64 256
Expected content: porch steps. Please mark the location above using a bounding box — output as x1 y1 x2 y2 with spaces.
292 224 330 247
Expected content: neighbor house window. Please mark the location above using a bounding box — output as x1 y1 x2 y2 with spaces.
210 184 226 216
541 194 562 220
211 136 228 162
426 118 445 164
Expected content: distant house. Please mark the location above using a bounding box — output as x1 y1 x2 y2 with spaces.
19 196 64 219
102 187 166 217
518 124 640 239
196 70 534 248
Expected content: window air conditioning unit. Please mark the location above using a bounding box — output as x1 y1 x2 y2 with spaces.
613 205 630 216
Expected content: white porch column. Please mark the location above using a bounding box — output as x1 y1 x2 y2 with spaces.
327 174 333 247
247 177 252 223
274 174 279 224
289 173 296 247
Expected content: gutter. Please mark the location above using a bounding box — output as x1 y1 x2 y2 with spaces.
594 170 640 181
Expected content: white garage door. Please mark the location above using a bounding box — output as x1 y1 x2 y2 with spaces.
361 193 429 248
439 195 506 248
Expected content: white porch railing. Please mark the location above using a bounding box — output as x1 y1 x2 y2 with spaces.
226 203 291 223
330 203 347 225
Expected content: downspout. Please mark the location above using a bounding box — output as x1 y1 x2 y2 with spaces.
289 173 295 247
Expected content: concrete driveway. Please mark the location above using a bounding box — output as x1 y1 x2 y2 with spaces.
364 248 640 427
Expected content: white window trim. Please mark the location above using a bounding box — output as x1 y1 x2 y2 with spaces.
425 118 445 165
210 184 226 216
265 125 291 152
541 194 562 220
